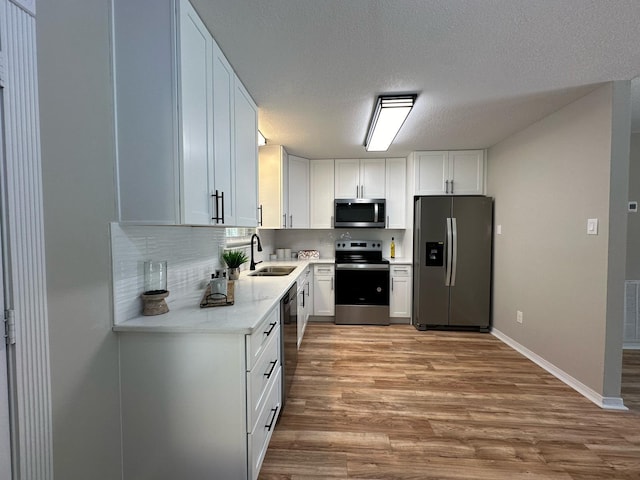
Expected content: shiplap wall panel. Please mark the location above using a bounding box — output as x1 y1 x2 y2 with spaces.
3 0 53 478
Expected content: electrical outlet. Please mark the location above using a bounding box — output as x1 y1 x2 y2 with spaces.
516 310 523 324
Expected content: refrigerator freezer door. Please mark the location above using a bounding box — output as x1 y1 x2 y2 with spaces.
413 196 451 329
449 196 493 329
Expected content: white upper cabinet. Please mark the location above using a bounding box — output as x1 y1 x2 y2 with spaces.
360 159 386 198
113 0 258 226
234 80 259 226
414 150 485 196
334 159 360 199
258 146 309 229
180 3 214 225
309 160 335 228
287 155 310 228
448 150 485 195
211 42 235 224
334 158 385 199
258 145 287 229
385 158 407 229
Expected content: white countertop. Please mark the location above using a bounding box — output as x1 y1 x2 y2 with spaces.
386 257 412 265
113 260 326 335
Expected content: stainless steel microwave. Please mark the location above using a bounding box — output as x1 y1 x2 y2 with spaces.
334 198 386 228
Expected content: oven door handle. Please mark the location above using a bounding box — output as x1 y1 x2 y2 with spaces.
335 263 390 271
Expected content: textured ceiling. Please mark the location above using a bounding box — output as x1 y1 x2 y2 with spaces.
191 0 640 159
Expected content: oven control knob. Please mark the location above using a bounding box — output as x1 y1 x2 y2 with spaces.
377 287 382 293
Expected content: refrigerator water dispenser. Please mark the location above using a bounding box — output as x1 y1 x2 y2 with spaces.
425 242 444 266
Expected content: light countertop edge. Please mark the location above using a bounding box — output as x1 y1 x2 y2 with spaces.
386 257 412 265
113 259 331 335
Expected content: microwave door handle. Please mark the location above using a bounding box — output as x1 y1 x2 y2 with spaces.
374 202 379 223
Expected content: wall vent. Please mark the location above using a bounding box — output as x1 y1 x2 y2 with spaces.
624 280 640 348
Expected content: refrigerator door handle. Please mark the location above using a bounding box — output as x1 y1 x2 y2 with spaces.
451 217 458 286
445 217 453 286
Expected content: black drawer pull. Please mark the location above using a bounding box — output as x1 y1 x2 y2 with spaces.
264 360 277 379
265 406 279 431
264 322 277 337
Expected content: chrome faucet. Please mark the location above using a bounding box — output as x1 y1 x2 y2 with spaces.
250 233 263 270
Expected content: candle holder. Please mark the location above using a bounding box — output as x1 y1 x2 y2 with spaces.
142 260 169 316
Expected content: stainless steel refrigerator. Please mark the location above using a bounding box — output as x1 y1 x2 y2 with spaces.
413 196 493 331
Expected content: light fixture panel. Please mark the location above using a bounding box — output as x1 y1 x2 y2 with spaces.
365 94 416 152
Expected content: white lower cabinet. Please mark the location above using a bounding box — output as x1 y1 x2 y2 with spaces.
313 264 335 317
297 267 312 347
118 304 281 480
390 265 412 318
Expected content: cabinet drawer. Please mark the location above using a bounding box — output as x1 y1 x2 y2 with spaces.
314 264 335 276
391 265 411 277
246 304 280 370
247 325 280 433
248 367 281 480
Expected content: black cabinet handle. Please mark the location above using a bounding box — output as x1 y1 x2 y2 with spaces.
211 190 224 224
264 322 277 337
264 360 277 379
265 406 279 431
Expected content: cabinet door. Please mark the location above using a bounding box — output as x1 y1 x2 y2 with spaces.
179 2 214 225
258 145 284 228
334 159 360 198
449 150 484 195
390 266 412 318
309 160 334 228
360 159 385 198
234 80 259 226
385 158 406 228
414 151 448 195
287 155 309 228
313 266 335 317
297 287 305 348
113 0 179 224
212 42 235 224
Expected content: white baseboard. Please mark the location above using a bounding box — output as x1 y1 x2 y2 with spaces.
492 328 628 411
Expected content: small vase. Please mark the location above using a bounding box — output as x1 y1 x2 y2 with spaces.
228 267 240 280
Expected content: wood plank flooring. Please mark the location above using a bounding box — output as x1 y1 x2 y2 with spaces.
622 350 640 412
259 324 640 480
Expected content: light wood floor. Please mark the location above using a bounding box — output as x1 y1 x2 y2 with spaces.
259 324 640 480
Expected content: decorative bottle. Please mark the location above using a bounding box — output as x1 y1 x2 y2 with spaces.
390 237 395 259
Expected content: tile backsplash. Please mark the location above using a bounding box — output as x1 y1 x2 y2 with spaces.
110 223 226 324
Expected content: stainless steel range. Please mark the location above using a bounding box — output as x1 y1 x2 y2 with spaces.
335 240 390 325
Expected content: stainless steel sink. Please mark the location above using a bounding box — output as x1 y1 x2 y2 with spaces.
247 266 297 277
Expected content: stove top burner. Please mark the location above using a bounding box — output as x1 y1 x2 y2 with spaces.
335 239 388 264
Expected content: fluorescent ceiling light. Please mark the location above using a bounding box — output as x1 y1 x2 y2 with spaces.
258 130 266 146
364 95 416 152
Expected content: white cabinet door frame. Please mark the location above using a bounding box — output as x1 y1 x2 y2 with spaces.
385 158 406 229
287 155 309 228
309 160 334 228
390 266 412 318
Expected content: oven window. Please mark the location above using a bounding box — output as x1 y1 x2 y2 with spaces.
335 269 389 305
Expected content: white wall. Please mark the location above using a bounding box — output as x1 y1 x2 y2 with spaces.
36 0 122 478
487 82 629 400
